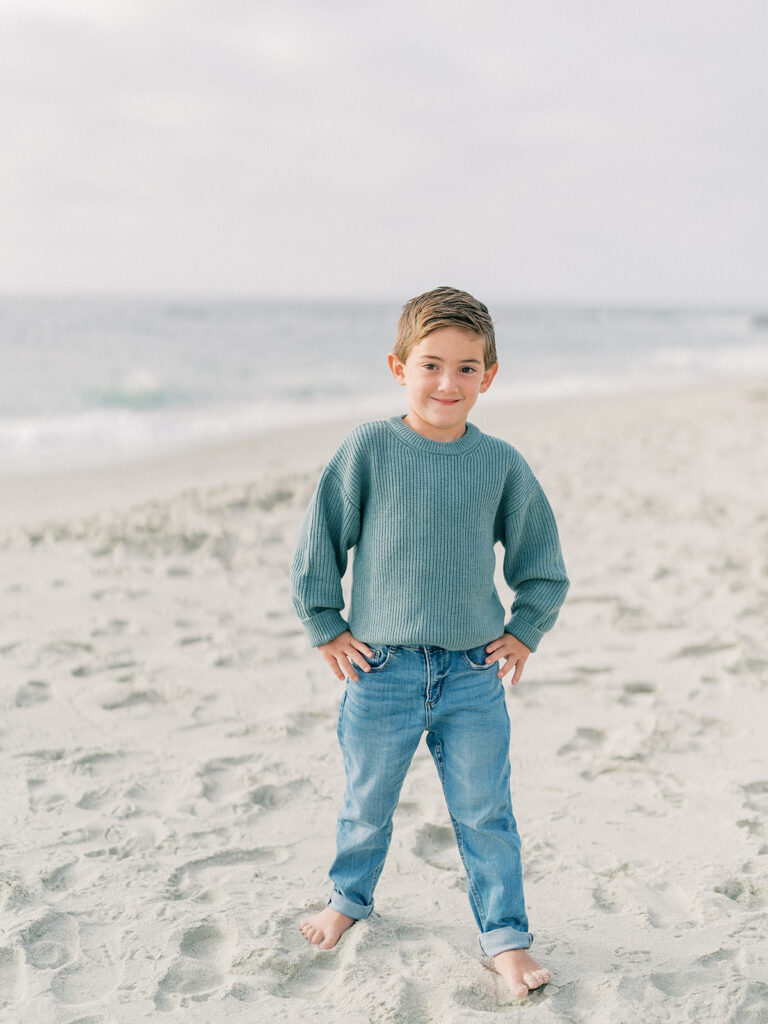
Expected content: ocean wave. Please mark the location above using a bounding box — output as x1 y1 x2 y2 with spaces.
2 299 767 478
0 395 401 477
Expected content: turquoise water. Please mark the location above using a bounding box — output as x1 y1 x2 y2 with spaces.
1 297 765 475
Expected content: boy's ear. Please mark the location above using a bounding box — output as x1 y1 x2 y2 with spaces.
479 362 499 393
387 352 407 385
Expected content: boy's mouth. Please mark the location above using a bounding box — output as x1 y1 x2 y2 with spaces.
431 397 461 405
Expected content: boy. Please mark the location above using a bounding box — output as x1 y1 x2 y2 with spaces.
290 286 569 998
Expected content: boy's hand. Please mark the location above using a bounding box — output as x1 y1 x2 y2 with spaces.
485 633 531 685
317 631 375 682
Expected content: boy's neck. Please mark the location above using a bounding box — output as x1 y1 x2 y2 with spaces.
402 413 468 443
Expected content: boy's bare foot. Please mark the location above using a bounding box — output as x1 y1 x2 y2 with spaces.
492 948 552 998
299 907 356 949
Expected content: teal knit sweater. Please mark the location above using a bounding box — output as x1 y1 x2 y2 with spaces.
291 415 569 652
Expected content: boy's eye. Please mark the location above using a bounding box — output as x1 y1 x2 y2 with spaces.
421 363 478 373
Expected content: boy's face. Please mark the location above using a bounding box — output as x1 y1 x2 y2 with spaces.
387 327 498 442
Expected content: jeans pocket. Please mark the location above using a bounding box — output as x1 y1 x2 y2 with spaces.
362 644 393 672
460 644 494 671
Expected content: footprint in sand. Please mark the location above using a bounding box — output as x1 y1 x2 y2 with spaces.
18 913 120 1008
249 778 312 810
197 755 253 804
155 920 234 1009
89 586 148 603
100 688 166 711
72 659 138 679
48 921 124 1006
41 640 95 661
0 946 25 1009
670 641 737 659
27 776 68 812
166 847 285 901
177 633 213 646
15 680 50 707
650 947 739 999
557 727 606 757
736 817 765 839
412 823 459 871
21 911 80 969
90 617 130 638
454 970 530 1010
72 750 138 777
592 865 701 929
60 1016 113 1023
42 860 97 894
256 910 349 1000
621 680 656 698
75 786 123 812
254 709 334 740
742 781 768 815
52 961 121 1006
714 873 765 909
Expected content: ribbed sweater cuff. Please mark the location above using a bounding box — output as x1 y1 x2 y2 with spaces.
504 616 545 653
303 610 349 648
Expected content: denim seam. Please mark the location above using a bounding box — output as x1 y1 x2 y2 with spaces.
336 691 348 752
331 817 393 912
424 647 433 729
366 821 394 893
431 734 486 927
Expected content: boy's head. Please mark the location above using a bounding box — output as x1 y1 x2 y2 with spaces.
388 286 499 442
394 286 497 370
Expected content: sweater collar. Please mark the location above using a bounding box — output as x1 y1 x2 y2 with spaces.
386 414 482 455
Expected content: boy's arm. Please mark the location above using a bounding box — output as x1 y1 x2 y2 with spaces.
500 477 569 653
290 466 361 647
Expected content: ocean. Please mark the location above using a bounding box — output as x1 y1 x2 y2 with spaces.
1 296 766 477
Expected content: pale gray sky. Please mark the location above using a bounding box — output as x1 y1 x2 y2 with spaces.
2 0 766 303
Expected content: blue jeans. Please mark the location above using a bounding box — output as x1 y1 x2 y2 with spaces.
328 643 532 956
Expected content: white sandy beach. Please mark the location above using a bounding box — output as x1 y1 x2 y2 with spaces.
1 381 767 1024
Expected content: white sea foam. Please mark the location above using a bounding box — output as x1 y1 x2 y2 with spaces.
1 298 765 476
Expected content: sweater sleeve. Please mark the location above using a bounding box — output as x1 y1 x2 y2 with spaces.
290 465 362 647
499 473 569 652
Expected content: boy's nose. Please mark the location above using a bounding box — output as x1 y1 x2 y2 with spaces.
436 371 460 392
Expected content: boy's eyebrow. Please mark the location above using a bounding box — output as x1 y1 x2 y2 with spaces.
420 354 483 364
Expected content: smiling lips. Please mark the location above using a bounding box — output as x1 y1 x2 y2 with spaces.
432 397 461 404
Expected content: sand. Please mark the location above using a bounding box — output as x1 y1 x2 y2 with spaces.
1 382 767 1024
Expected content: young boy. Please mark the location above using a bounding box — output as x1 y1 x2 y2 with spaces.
290 286 569 999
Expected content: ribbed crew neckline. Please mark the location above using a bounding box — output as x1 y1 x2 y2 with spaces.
386 414 482 455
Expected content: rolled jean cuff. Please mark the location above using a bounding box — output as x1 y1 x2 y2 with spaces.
328 889 374 921
479 926 533 956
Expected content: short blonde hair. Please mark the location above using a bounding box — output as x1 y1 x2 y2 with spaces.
394 286 497 369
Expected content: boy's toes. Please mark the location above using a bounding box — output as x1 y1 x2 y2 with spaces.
523 968 551 990
511 981 529 998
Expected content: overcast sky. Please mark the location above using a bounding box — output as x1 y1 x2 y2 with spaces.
2 0 766 304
